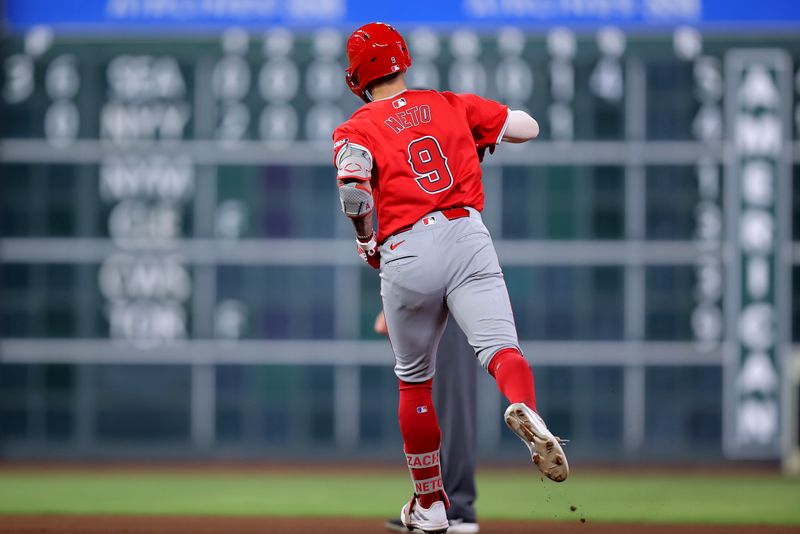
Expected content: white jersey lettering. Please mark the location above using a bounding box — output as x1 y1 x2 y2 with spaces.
384 105 432 134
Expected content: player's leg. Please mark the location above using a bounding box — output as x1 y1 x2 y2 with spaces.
380 234 450 532
446 268 541 419
440 218 534 407
442 217 569 483
384 314 478 534
433 318 479 530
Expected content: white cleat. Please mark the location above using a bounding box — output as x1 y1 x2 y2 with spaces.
504 402 569 483
401 496 449 534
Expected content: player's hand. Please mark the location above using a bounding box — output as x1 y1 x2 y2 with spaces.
356 232 381 269
477 143 496 162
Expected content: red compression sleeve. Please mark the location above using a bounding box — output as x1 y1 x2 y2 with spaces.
398 379 447 509
487 347 537 411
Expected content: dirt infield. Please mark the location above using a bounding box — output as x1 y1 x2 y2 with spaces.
0 516 798 534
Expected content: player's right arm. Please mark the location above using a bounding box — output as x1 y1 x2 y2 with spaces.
442 92 539 160
501 109 539 143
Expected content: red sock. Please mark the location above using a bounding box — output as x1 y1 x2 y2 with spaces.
398 379 448 509
488 348 537 410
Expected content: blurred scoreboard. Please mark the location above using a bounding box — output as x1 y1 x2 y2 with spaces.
2 28 797 335
0 7 798 458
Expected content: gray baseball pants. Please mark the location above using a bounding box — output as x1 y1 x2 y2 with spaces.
379 207 521 383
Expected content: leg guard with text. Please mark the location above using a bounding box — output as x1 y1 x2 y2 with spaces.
398 379 450 509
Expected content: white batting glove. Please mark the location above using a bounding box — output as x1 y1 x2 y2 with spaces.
356 232 380 269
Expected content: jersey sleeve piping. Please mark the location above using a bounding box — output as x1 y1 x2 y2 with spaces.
494 109 511 145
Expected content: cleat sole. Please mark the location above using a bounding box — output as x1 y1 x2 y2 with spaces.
505 403 570 483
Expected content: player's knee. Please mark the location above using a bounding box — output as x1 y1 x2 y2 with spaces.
486 347 529 377
394 361 435 383
479 344 525 373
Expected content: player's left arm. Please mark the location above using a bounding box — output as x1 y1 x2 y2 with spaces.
334 136 380 268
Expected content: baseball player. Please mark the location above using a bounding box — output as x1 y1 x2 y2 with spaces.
333 22 569 534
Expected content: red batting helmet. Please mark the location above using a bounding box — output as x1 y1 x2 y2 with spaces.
345 22 412 102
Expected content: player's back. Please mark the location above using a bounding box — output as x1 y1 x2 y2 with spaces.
333 89 508 242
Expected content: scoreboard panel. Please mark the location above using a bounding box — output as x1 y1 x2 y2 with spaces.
0 26 798 460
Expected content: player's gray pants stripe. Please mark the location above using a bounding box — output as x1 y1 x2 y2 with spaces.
379 208 522 383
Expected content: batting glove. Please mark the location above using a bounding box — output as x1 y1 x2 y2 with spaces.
356 232 381 269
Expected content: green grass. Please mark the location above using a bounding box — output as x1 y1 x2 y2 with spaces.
0 468 798 525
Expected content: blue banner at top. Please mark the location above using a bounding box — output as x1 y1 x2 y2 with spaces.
4 0 800 32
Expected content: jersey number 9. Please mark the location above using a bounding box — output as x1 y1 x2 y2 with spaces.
407 136 454 195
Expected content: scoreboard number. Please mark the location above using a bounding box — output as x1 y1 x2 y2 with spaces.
3 54 34 104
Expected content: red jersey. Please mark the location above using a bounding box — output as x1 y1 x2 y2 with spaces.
332 89 509 244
